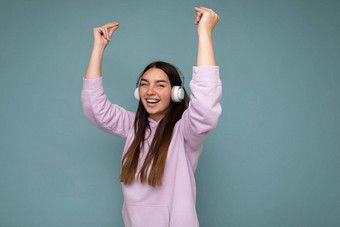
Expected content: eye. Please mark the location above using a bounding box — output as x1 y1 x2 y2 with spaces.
140 83 148 87
157 84 165 87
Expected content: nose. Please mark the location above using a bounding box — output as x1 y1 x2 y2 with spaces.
146 85 155 95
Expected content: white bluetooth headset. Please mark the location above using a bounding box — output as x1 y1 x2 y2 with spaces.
134 67 185 102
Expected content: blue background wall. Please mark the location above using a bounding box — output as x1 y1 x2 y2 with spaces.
1 0 339 226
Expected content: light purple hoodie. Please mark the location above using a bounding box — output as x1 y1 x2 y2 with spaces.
81 66 221 227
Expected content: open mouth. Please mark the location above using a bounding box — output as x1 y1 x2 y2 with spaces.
146 99 160 104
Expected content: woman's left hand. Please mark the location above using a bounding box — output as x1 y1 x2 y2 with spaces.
194 7 219 34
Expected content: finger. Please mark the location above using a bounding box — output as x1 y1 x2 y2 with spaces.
195 6 209 12
108 25 119 37
102 21 119 28
199 6 211 11
194 14 201 25
99 27 109 41
194 9 202 24
103 27 110 40
200 7 217 15
194 7 204 13
195 7 208 18
197 6 215 16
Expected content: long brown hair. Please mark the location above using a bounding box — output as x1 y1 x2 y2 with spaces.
120 61 189 187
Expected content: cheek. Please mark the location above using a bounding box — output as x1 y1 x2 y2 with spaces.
139 88 147 97
161 89 172 103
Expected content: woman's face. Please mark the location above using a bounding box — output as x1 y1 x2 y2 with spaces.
139 68 172 122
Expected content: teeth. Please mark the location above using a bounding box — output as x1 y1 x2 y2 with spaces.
147 99 159 103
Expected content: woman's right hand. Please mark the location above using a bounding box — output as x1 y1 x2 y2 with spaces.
92 21 120 49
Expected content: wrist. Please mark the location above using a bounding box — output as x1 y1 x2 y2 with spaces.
197 30 212 38
92 44 105 54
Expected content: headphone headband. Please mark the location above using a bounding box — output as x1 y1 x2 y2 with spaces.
135 66 184 89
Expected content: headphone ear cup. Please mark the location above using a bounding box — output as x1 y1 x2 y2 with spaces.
134 87 140 101
171 86 184 102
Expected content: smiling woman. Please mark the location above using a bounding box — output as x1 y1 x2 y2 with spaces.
121 61 190 190
81 6 221 227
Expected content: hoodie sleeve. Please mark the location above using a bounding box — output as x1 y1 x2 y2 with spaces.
180 66 222 156
81 77 135 139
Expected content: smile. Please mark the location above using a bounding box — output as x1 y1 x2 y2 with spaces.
146 99 160 103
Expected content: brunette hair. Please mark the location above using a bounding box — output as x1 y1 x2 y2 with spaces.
120 61 189 187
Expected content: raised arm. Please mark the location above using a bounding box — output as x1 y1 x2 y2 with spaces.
179 7 221 169
85 21 119 79
81 21 135 139
194 7 219 66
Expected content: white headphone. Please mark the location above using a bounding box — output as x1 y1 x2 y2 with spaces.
134 69 185 103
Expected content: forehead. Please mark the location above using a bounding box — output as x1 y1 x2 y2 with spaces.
142 68 170 82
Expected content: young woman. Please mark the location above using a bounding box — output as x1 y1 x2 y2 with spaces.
81 6 221 227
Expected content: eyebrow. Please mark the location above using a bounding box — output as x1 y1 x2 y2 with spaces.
141 79 169 83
